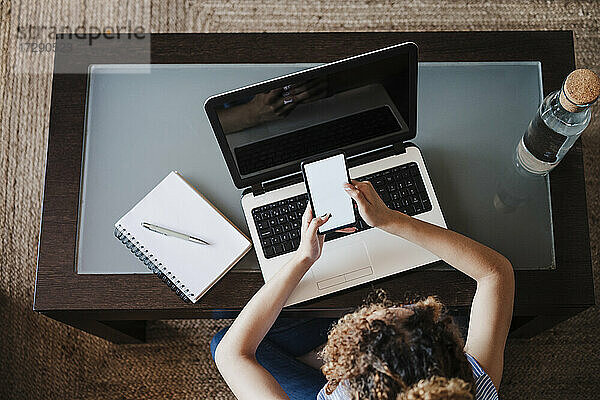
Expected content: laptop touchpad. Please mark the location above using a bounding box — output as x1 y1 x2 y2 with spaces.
311 240 373 290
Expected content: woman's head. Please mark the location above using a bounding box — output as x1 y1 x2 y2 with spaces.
320 293 474 400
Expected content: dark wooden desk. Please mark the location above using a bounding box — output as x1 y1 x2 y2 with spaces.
34 31 594 343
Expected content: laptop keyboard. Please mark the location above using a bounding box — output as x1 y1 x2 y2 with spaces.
235 106 401 175
252 162 432 259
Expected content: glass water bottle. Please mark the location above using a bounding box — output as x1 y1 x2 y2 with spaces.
516 69 599 175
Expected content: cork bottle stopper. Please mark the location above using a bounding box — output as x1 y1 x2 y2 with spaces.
559 69 600 112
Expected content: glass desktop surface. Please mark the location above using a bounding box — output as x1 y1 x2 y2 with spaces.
78 62 553 274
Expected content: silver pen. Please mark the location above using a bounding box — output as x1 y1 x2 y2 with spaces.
142 222 210 245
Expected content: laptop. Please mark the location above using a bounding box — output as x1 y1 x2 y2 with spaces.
205 42 446 306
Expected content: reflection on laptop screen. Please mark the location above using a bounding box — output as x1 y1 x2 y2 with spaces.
213 52 410 178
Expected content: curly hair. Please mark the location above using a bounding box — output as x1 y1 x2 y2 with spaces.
319 293 474 400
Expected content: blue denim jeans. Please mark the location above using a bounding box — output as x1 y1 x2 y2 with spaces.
210 318 336 400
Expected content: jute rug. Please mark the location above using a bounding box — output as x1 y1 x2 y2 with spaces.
1 1 598 399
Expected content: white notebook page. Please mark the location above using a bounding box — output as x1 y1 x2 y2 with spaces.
115 171 251 302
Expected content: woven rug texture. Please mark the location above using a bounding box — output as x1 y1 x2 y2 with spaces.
1 1 599 399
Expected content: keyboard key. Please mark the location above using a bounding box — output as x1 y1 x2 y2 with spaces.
257 220 269 230
259 228 273 238
271 236 280 244
422 199 432 211
264 246 274 257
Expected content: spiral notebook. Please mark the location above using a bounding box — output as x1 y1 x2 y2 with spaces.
114 171 252 303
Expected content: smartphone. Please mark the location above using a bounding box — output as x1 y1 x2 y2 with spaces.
301 151 356 234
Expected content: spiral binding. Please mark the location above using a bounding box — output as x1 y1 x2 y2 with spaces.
114 225 192 303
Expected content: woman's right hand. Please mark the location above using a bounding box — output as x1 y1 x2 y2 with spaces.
343 180 399 230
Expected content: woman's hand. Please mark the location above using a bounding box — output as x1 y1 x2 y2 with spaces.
343 180 398 230
294 205 330 266
247 88 297 125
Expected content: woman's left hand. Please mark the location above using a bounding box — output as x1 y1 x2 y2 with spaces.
294 205 331 265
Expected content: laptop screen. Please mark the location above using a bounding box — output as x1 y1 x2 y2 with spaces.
205 43 417 189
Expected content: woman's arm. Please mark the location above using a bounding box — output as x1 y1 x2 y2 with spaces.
344 180 514 389
214 207 330 400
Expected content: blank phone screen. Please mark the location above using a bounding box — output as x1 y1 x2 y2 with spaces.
303 154 355 233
